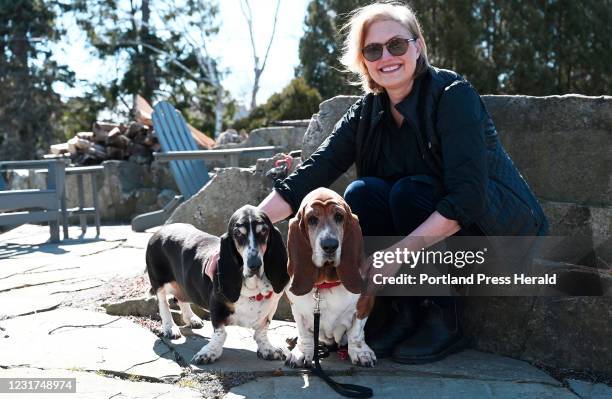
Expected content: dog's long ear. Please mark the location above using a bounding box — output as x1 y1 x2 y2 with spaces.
287 210 317 296
337 208 364 294
215 233 242 302
262 214 289 293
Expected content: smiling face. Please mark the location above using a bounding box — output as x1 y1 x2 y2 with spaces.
362 19 420 94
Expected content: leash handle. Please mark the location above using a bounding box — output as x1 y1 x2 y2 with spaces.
312 310 373 398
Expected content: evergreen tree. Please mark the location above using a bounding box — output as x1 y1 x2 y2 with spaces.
0 0 73 160
233 78 322 131
297 0 612 96
71 0 228 136
296 0 370 99
71 0 165 110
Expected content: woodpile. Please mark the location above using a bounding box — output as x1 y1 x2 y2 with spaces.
48 95 215 165
49 120 159 165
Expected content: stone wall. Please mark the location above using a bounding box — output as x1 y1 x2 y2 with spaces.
213 126 307 167
167 153 300 238
464 296 612 380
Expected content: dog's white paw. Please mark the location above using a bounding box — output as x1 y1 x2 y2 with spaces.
191 344 222 365
162 325 182 340
183 315 204 329
257 344 286 361
285 347 312 368
348 343 377 367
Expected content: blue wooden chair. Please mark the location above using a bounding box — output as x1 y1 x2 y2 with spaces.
131 101 277 232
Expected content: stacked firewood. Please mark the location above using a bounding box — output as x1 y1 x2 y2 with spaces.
48 95 215 165
49 120 160 165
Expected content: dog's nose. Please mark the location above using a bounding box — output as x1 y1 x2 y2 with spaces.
247 255 262 270
321 237 339 254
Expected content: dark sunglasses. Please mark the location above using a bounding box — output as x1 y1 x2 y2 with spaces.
362 37 417 62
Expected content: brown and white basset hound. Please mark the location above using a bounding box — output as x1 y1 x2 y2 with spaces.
284 187 376 368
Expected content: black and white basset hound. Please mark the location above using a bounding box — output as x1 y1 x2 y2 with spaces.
285 188 377 368
145 205 289 364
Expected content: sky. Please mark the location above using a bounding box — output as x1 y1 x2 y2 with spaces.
52 0 310 109
212 0 310 105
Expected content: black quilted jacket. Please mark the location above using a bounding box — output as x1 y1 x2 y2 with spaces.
275 66 549 236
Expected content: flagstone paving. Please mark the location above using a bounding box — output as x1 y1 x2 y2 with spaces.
0 224 609 398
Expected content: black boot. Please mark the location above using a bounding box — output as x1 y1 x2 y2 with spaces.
366 297 419 358
392 298 467 364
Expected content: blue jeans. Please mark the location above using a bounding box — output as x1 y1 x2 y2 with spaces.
344 176 483 239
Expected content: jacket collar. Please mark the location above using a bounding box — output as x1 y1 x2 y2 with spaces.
395 76 423 122
370 74 425 131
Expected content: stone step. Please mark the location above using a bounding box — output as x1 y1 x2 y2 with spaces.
224 375 578 399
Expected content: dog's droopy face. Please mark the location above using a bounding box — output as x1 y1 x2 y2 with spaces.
303 199 347 267
230 205 270 279
217 204 289 302
287 188 364 296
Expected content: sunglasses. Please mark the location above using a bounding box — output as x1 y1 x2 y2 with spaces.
362 37 417 62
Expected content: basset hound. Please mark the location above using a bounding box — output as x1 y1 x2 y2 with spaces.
284 187 377 368
145 205 289 364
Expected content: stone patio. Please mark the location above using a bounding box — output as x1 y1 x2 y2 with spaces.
0 224 609 398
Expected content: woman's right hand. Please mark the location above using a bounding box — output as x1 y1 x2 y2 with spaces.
258 190 293 224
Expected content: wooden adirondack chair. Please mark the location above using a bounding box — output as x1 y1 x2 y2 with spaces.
0 159 67 242
130 101 278 232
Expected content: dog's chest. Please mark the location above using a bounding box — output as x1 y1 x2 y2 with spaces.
227 278 278 328
288 286 358 343
229 294 279 328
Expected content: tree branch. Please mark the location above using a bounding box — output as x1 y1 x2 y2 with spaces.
240 0 258 67
122 40 207 84
260 0 281 74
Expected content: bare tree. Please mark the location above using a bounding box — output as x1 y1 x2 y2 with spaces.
126 39 225 138
240 0 281 110
149 0 226 138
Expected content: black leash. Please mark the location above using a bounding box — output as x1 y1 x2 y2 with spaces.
310 289 373 398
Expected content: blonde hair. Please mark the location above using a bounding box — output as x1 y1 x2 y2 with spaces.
339 1 430 94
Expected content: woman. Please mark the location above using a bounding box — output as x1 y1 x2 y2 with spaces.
258 2 547 364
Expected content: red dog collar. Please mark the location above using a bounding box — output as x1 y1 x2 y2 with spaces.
314 281 342 290
250 290 274 301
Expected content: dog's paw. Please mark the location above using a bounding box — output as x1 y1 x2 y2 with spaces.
257 344 286 361
191 345 222 365
184 315 204 329
285 347 312 368
162 325 182 340
348 343 377 367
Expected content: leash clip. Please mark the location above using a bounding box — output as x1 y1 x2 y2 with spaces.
313 288 321 314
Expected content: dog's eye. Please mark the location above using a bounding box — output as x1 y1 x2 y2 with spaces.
259 226 268 235
334 212 344 223
307 216 318 226
233 229 244 238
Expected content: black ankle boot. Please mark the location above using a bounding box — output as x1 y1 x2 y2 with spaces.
366 297 418 358
392 298 467 364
